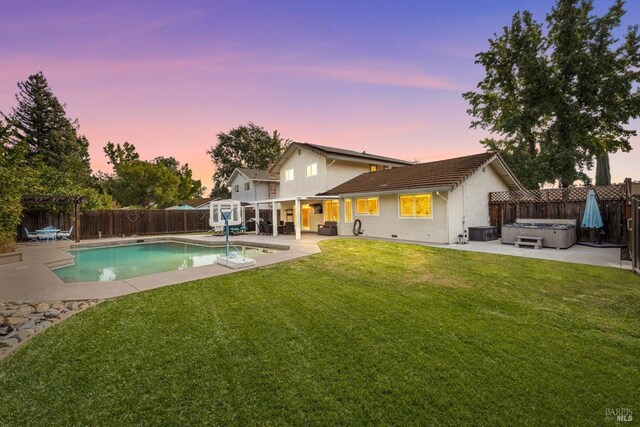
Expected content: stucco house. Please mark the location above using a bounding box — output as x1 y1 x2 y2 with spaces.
322 152 524 244
227 168 279 203
250 142 412 238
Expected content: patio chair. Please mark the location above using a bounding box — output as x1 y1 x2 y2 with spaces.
318 221 338 236
284 222 295 234
24 227 40 242
37 232 55 244
259 221 271 235
57 226 74 241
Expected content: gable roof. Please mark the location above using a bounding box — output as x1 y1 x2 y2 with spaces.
271 142 413 172
228 168 280 186
322 152 524 195
179 197 218 208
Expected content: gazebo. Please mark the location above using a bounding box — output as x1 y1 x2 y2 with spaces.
21 195 85 243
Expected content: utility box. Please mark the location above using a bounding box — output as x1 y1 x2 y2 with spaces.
468 226 499 242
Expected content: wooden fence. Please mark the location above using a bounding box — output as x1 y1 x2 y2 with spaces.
19 209 212 241
489 184 628 245
632 197 640 276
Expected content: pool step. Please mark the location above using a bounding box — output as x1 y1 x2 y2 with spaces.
515 235 543 250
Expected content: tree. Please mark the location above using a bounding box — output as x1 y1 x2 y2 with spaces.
102 143 203 208
207 122 285 197
464 0 640 188
154 156 204 201
2 72 93 184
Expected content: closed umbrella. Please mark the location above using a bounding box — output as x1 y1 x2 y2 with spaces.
581 189 603 229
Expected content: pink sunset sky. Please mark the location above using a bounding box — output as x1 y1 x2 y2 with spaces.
1 0 638 192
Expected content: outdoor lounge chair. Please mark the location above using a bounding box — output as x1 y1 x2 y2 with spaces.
284 222 295 234
57 226 74 241
24 227 39 242
259 221 272 235
318 221 338 236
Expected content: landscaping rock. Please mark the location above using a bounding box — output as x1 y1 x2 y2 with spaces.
66 302 79 311
35 321 52 331
16 329 35 341
44 309 61 318
14 306 35 317
0 310 15 317
0 325 14 336
0 338 19 348
16 319 36 330
0 303 5 312
2 317 22 327
51 302 64 311
8 300 25 306
34 303 50 313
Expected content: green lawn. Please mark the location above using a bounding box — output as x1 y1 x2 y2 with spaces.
1 239 638 425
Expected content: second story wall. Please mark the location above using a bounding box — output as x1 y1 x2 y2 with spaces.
278 149 328 198
229 174 273 202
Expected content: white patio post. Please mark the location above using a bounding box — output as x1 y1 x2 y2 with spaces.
295 197 301 240
255 203 260 235
272 202 278 236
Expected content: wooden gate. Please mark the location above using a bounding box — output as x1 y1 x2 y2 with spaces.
633 197 640 276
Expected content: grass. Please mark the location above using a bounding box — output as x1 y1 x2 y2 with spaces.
0 239 638 425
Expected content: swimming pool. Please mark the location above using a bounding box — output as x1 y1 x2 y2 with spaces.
53 241 271 283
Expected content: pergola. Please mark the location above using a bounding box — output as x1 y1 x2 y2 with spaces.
21 194 85 243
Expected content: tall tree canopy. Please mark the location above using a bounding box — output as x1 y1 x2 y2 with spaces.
207 122 285 198
2 72 93 184
102 142 204 208
464 0 640 188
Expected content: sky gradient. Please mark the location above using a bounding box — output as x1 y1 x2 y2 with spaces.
1 0 638 191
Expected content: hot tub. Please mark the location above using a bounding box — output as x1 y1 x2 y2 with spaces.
501 219 577 249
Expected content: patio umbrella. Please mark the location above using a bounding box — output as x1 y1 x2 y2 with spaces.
581 189 603 229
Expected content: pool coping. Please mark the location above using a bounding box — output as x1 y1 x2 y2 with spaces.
0 234 327 301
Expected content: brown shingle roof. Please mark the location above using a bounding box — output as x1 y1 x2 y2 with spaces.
237 168 279 181
271 142 412 171
322 152 497 195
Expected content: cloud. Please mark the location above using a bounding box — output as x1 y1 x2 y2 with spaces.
265 60 460 91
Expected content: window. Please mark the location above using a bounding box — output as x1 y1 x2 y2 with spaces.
244 182 250 191
369 165 378 172
324 200 339 222
355 197 379 215
284 169 294 181
344 198 353 222
306 163 317 177
234 185 239 193
399 193 432 218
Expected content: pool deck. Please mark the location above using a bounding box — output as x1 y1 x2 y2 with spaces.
0 234 330 301
0 233 632 301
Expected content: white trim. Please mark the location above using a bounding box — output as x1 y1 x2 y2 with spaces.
343 198 353 223
284 168 294 181
305 162 318 177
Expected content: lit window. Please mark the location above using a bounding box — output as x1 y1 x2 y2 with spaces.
244 182 250 191
344 199 353 222
285 169 294 181
369 165 378 172
306 163 317 177
324 200 339 221
399 193 432 218
234 185 239 193
355 197 379 215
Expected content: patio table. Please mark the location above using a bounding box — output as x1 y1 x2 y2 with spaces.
36 228 61 242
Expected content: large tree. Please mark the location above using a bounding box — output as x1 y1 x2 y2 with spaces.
2 72 93 184
464 0 640 188
207 122 285 198
102 142 203 208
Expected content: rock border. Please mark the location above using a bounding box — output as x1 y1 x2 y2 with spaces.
0 299 102 361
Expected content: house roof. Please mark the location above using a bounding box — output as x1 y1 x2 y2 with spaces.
179 197 218 208
271 142 413 172
228 168 279 185
322 152 524 195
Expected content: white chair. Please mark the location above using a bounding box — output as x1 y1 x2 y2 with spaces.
37 232 55 244
57 226 74 241
24 227 39 243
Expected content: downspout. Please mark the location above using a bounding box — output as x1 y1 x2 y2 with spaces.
436 191 449 244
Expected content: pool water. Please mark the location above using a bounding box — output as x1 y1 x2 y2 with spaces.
53 241 270 283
